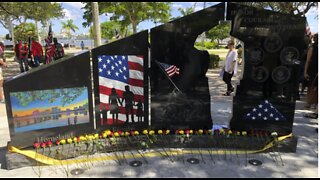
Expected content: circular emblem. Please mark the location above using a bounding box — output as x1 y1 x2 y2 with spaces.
246 47 264 65
280 47 300 65
264 34 283 53
251 66 269 83
272 66 291 84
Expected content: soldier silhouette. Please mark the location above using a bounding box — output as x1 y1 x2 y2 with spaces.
121 85 135 123
109 88 121 124
100 105 108 125
74 116 77 125
135 99 143 122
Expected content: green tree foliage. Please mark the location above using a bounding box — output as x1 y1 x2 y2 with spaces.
178 2 197 16
61 19 79 47
13 22 36 42
12 88 86 107
0 2 64 23
82 2 171 34
206 22 231 45
89 21 132 41
61 19 79 38
0 2 64 43
237 2 318 17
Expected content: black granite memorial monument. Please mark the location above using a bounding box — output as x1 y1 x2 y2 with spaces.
150 3 225 130
227 3 307 135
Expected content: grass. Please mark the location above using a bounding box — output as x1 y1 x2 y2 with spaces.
208 49 228 61
4 51 15 59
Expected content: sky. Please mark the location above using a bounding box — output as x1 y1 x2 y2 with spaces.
0 2 318 36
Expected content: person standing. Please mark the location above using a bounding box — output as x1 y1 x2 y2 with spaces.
222 40 238 96
81 41 85 51
109 88 121 124
304 33 318 111
31 38 43 66
135 100 143 122
121 85 135 123
18 41 29 73
0 42 7 103
53 38 64 61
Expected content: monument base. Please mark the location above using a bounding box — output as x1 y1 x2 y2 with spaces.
4 134 297 170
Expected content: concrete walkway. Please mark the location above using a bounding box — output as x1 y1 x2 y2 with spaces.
0 59 318 177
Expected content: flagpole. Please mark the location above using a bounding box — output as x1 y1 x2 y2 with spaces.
154 60 182 93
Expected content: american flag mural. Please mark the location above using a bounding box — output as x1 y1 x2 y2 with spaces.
243 100 286 121
157 61 180 77
98 55 144 125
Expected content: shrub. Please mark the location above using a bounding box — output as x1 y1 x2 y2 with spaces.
208 54 220 69
195 41 217 49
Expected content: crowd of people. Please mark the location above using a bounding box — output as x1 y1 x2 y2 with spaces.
14 36 65 73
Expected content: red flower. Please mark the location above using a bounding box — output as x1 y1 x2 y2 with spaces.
46 141 53 147
118 130 123 136
130 130 135 136
185 130 190 135
56 139 61 145
33 142 40 149
40 142 47 148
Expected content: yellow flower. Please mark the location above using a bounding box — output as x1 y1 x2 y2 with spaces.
79 136 86 141
102 133 108 138
158 130 163 135
165 130 170 135
87 135 94 141
114 132 119 137
227 130 232 135
208 129 212 135
125 132 130 136
236 131 241 136
242 131 247 136
73 137 78 143
149 130 155 135
143 129 148 135
94 133 99 139
104 129 112 136
60 139 66 145
134 131 139 135
67 138 73 144
198 129 203 135
219 129 225 134
179 130 184 135
190 130 194 134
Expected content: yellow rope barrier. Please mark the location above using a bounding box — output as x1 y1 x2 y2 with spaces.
8 133 292 166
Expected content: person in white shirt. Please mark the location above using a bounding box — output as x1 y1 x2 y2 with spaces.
222 40 238 96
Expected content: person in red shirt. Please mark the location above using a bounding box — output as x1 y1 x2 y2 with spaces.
18 40 29 73
31 38 43 66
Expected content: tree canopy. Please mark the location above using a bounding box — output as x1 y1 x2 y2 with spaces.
82 2 171 34
206 22 231 45
237 2 318 17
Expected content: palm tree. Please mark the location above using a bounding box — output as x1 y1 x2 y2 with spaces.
61 19 79 48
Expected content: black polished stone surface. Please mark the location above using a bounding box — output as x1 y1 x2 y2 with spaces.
150 3 225 130
227 3 307 135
